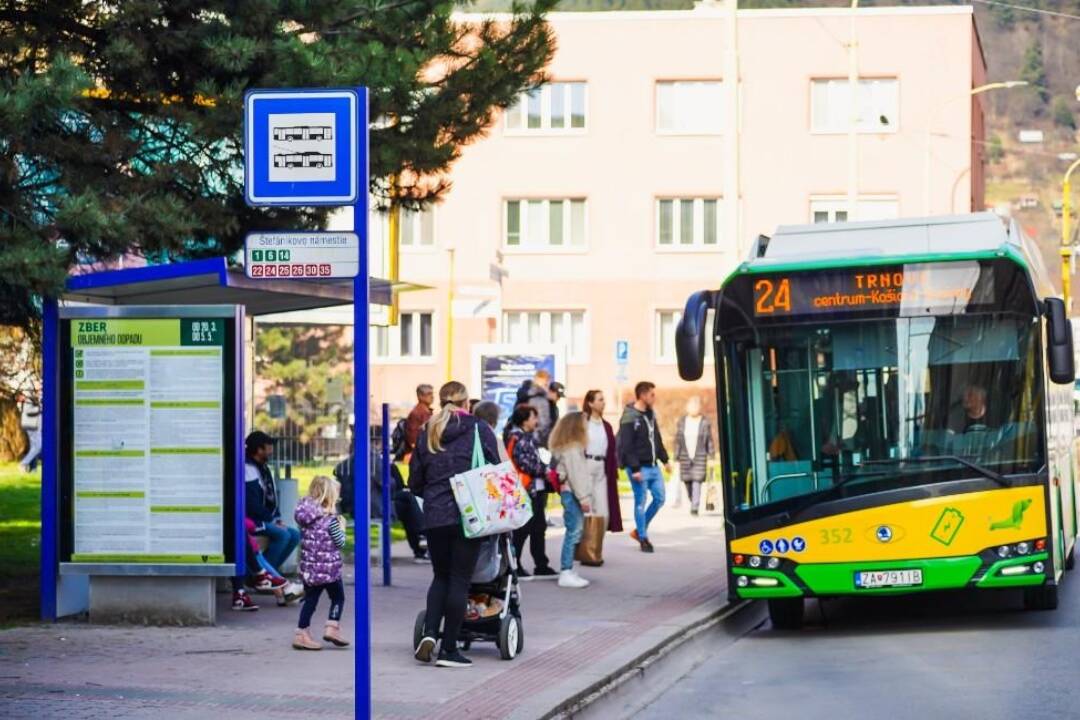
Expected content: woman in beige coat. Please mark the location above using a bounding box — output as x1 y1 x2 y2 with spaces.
549 412 593 589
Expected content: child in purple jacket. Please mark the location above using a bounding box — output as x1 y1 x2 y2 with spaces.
292 476 350 651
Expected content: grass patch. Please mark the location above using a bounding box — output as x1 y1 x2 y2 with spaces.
0 462 41 623
286 463 337 497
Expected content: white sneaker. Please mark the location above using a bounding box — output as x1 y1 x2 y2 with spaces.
558 570 590 589
278 581 305 606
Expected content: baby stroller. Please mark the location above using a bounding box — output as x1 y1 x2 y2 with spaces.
413 532 524 660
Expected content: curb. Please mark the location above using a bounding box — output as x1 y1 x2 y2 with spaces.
542 599 763 720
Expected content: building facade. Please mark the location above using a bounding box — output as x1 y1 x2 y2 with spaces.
370 4 988 412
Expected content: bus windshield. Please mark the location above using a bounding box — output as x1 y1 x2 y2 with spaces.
720 312 1044 514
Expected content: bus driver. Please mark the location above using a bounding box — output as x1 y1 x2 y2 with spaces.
954 384 990 433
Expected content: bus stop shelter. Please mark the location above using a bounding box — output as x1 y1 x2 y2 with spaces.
41 257 389 623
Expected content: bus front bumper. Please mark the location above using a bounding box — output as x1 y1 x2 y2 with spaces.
732 551 1049 599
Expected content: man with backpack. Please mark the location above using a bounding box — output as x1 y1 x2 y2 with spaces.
516 370 558 447
617 382 670 554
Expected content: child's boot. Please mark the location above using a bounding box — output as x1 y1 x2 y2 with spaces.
292 628 322 651
323 620 350 647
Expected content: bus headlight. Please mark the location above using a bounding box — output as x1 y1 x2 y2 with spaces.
997 545 1011 559
737 575 750 587
749 556 762 568
1016 542 1030 555
767 557 781 569
1033 561 1046 574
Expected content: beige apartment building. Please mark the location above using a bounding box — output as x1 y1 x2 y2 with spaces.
368 4 989 410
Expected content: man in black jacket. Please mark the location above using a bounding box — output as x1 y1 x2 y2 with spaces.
616 382 670 553
245 431 301 571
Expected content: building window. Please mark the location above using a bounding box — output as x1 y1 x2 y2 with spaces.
657 198 721 248
810 196 900 224
505 82 587 132
656 81 722 134
372 311 434 361
656 309 714 363
368 207 435 249
811 78 898 133
502 310 588 363
400 208 435 247
504 199 586 249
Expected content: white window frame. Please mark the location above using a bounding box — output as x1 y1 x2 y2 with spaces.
502 198 588 253
399 206 437 252
504 82 588 136
371 310 437 365
655 197 723 251
501 309 590 364
655 80 724 136
654 308 714 365
809 194 900 224
810 77 900 135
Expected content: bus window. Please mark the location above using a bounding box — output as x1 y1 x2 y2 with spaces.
722 313 1043 512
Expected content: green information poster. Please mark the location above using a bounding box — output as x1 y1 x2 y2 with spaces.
70 318 226 563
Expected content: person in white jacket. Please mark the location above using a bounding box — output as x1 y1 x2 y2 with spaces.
549 412 593 589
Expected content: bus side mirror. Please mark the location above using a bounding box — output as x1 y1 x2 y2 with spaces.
1045 297 1074 385
676 291 715 381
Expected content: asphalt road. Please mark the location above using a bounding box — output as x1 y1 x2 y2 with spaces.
635 577 1080 720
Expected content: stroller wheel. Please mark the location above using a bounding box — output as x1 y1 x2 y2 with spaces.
412 610 427 651
498 615 522 660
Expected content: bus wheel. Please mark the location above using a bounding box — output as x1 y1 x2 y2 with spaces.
767 598 804 630
1023 584 1059 611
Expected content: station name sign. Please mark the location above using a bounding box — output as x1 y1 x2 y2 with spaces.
244 231 360 279
751 263 987 317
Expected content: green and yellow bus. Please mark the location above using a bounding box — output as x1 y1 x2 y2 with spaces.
675 214 1078 628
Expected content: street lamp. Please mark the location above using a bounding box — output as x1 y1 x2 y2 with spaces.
445 243 456 381
847 0 859 220
923 80 1028 216
1061 157 1080 310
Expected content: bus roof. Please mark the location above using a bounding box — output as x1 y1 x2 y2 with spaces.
733 213 1055 298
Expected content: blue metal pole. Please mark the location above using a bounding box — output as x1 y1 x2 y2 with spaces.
234 307 247 578
353 87 372 720
381 403 391 586
40 299 59 621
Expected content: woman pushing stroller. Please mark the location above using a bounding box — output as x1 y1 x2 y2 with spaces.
409 381 501 668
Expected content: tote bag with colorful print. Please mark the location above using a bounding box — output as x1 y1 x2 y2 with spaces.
450 428 533 539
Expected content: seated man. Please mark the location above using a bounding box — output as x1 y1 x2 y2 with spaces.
244 430 301 572
954 384 991 433
334 442 427 562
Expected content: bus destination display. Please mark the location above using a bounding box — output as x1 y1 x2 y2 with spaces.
751 262 987 317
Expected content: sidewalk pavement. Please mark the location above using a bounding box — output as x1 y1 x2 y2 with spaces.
0 496 727 719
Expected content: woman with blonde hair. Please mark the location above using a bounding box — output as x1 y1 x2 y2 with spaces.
408 381 501 668
292 476 348 650
549 411 592 589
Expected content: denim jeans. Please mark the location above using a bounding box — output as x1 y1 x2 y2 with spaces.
630 465 665 540
560 491 585 571
258 522 301 569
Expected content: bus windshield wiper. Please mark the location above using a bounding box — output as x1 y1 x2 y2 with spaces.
862 455 1009 487
782 455 1008 525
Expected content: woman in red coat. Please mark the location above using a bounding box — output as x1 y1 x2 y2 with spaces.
583 390 624 534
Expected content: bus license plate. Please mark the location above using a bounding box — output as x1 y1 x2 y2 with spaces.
854 569 923 589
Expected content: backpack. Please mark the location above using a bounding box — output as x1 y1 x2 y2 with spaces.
389 417 408 459
507 435 561 494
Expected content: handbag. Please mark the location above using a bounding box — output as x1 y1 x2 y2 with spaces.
450 427 534 539
574 514 606 566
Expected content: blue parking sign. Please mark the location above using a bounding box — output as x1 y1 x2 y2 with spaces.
244 88 363 206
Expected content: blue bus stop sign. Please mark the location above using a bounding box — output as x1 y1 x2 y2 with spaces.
244 88 361 206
